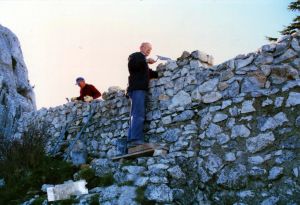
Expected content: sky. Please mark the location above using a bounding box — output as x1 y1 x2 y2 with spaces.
0 0 296 109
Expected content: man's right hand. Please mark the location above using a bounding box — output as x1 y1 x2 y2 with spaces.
147 58 156 64
71 97 78 102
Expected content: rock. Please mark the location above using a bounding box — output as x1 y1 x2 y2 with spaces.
235 55 254 69
218 82 229 91
197 78 219 93
237 190 254 198
241 100 256 114
217 164 247 189
291 38 300 52
246 132 275 153
145 184 173 202
213 113 228 123
191 87 202 101
202 92 222 103
167 166 186 179
173 110 194 122
206 123 222 138
261 65 272 76
0 25 36 137
261 43 276 53
273 49 298 64
70 140 87 166
205 154 223 174
101 185 120 201
268 167 283 180
274 97 284 107
280 135 300 149
166 60 178 70
295 116 300 127
292 167 299 178
231 125 250 138
161 128 181 142
180 51 190 59
217 133 230 145
220 70 234 81
148 164 169 175
169 91 192 108
191 50 212 64
248 156 264 165
241 76 265 93
261 196 279 205
222 81 240 98
225 152 236 162
134 177 149 187
197 167 211 183
286 92 300 107
248 166 267 178
190 60 203 68
255 54 273 65
262 98 273 107
91 158 116 177
122 166 146 175
117 186 137 205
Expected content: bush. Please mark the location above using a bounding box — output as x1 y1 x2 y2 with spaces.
0 126 76 204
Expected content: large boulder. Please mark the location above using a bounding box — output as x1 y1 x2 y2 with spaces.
0 25 36 138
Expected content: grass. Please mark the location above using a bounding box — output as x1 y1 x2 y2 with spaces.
75 167 115 189
135 186 156 205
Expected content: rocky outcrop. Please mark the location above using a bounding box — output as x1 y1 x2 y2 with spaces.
0 25 36 138
17 32 300 204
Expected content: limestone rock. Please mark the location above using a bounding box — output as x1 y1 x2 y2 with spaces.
268 167 283 180
145 184 173 202
202 92 222 103
246 132 275 153
286 92 300 107
217 164 247 189
0 25 36 137
169 90 191 108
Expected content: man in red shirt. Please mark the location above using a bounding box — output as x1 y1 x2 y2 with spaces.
71 77 101 102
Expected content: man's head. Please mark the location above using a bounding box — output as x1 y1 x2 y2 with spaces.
76 77 86 88
140 42 152 56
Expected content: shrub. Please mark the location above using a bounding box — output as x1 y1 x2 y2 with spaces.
0 125 76 204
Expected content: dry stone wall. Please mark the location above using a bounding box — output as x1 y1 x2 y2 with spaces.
16 32 300 204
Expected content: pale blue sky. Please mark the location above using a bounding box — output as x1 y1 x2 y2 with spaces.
0 0 295 108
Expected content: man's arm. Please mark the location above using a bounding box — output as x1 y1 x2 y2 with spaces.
128 53 147 73
90 85 101 99
149 68 158 79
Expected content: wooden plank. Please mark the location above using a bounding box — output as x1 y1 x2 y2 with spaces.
128 143 168 154
112 148 155 160
128 143 156 154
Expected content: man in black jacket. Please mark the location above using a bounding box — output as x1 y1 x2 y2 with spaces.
127 42 158 147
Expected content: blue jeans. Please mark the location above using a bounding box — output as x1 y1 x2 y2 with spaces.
127 90 146 143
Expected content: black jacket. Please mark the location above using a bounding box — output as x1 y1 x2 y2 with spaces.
127 52 158 91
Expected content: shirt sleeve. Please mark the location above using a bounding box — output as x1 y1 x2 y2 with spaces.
128 53 147 73
77 91 85 101
149 68 158 79
90 85 101 99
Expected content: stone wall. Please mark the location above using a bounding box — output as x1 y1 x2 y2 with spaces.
16 32 300 204
0 25 36 138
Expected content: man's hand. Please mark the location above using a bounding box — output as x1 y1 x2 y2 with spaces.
84 96 93 102
146 58 156 64
71 97 78 102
